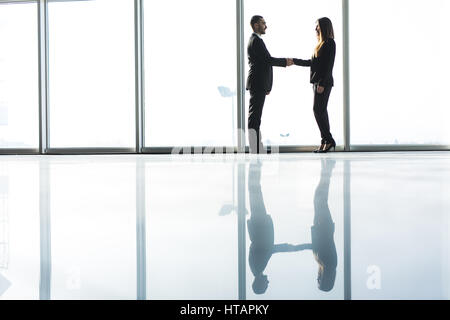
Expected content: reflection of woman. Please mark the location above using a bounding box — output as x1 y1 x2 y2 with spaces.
293 17 336 153
312 158 337 291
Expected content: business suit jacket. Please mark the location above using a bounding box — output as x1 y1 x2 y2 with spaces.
294 38 336 87
246 33 287 93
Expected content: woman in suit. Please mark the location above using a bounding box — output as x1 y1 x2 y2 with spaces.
293 17 336 153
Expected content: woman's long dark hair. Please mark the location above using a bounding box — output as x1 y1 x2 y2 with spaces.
314 17 334 57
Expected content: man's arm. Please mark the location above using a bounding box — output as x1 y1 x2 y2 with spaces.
252 38 287 67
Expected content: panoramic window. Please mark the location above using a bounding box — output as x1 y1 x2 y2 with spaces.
244 0 343 147
349 0 450 145
0 2 38 148
143 0 237 147
48 0 135 148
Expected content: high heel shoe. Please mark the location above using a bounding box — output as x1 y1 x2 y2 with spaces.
318 141 336 153
313 143 325 153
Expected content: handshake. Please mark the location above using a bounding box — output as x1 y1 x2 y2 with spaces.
286 58 294 66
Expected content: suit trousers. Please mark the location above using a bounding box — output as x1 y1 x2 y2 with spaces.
313 85 334 144
248 91 266 154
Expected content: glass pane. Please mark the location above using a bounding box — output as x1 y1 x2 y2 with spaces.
146 160 237 299
0 2 38 148
48 0 135 148
50 159 136 299
0 159 40 299
244 0 343 147
143 0 237 147
349 0 450 145
349 156 450 299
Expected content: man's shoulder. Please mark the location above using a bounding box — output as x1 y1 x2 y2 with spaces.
249 33 263 43
249 35 265 51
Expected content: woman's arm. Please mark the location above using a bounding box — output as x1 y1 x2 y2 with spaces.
293 58 311 67
273 243 313 253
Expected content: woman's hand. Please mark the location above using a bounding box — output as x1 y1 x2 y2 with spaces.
317 86 325 94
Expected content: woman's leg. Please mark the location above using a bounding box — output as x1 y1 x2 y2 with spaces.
313 86 333 144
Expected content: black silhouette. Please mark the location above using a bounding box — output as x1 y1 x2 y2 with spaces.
311 158 337 291
247 161 310 294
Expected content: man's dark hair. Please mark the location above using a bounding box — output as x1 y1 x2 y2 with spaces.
250 15 263 30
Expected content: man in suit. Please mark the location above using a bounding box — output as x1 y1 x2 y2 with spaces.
246 15 293 154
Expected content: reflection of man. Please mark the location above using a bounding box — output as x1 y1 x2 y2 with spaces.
312 158 337 292
247 161 272 293
247 161 309 294
246 15 293 154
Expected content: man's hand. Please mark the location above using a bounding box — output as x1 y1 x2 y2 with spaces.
317 85 325 94
286 58 294 66
266 91 271 96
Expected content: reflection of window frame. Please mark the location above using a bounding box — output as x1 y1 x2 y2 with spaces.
0 0 448 154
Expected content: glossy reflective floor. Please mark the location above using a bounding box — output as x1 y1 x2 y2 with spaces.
0 152 449 300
